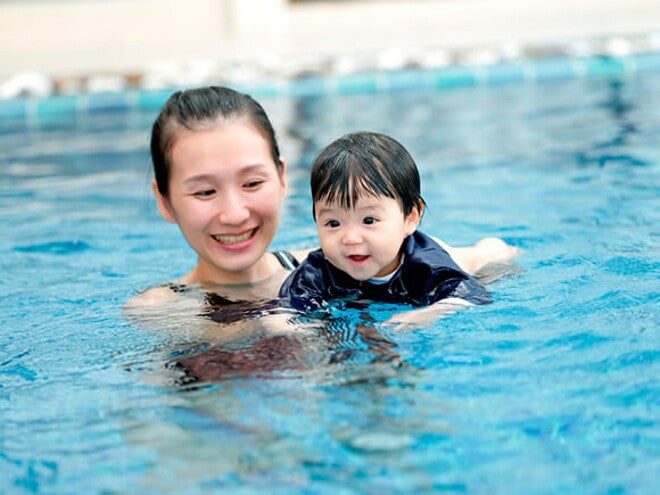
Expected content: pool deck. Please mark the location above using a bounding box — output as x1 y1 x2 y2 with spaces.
1 0 659 99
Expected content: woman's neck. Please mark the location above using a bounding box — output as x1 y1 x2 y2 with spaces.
181 253 287 294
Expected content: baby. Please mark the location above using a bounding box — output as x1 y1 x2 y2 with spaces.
280 131 501 313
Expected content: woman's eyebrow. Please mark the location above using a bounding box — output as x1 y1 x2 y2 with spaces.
181 164 271 186
182 174 215 186
236 163 271 176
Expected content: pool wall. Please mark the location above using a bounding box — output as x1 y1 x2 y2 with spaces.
2 0 659 80
1 0 659 119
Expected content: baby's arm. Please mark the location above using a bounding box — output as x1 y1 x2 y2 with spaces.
384 298 474 332
434 236 522 275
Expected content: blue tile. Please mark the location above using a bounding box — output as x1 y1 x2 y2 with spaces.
430 67 478 89
384 68 431 91
485 63 527 85
36 95 78 117
136 89 173 110
336 73 380 94
0 98 28 119
235 82 285 99
583 56 628 77
532 58 577 81
631 52 660 73
288 76 327 97
85 92 131 112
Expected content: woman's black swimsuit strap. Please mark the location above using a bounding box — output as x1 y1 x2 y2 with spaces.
273 251 300 271
163 282 192 294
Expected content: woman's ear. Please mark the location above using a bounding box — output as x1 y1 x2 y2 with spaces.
152 180 176 223
278 157 288 199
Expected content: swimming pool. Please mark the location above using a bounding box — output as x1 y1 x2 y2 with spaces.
1 68 658 493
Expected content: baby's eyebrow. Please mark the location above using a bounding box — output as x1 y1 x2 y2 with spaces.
315 206 338 217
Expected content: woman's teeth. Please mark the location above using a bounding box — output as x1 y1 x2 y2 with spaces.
213 229 254 244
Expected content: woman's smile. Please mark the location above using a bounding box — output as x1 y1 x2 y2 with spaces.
212 227 257 246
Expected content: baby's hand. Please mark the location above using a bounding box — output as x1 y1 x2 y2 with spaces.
442 236 522 275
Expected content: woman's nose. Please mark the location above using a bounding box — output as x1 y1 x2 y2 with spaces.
217 194 249 224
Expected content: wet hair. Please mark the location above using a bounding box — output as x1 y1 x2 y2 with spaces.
150 86 282 196
310 131 426 219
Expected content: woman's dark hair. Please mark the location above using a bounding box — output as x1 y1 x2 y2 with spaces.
150 86 282 196
310 131 426 219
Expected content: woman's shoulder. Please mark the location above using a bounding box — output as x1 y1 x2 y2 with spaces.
124 281 190 310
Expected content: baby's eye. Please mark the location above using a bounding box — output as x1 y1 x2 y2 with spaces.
363 216 377 225
325 220 340 228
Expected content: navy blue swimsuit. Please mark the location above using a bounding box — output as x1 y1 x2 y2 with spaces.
279 231 492 312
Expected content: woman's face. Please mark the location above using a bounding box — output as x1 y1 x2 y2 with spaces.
155 119 287 284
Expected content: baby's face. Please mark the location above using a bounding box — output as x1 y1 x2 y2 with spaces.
314 194 420 281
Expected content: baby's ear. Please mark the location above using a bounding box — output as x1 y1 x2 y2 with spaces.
404 204 422 235
417 201 426 218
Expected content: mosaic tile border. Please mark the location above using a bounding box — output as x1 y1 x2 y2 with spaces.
1 37 659 120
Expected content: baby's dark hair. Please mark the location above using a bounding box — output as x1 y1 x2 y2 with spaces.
310 131 426 219
150 86 282 196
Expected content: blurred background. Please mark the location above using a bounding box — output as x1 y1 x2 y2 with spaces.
1 0 659 97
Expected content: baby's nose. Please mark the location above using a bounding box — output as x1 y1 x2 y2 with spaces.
341 226 363 244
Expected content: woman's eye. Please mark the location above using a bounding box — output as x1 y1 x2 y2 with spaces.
363 216 377 225
245 179 264 189
194 189 215 197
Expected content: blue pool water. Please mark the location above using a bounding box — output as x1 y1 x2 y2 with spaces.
1 70 658 494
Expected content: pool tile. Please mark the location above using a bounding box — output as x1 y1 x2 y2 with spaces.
85 92 131 112
384 68 432 91
430 67 478 89
235 82 286 99
136 89 173 110
0 97 28 119
484 63 527 85
532 57 577 81
287 76 327 97
35 95 78 117
582 56 628 77
335 73 380 94
631 52 660 73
